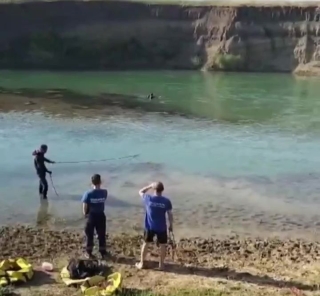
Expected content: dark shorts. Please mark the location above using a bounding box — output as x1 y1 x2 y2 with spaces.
144 230 167 244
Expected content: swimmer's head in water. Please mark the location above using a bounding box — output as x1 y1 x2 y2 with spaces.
91 174 102 186
153 181 164 194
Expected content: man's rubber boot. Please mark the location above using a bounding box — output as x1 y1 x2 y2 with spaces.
85 253 96 260
100 251 111 260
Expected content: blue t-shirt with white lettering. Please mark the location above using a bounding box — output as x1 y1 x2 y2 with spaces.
82 189 108 214
143 194 172 232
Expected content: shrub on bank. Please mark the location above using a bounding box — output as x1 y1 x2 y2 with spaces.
0 286 14 296
212 53 244 71
0 32 185 70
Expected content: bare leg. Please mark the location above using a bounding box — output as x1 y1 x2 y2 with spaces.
159 244 166 270
136 242 149 269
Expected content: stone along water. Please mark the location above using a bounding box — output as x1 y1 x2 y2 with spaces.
0 71 320 239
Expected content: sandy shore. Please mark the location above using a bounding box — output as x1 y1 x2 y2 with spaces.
1 225 320 296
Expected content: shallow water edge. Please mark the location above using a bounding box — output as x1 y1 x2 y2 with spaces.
1 72 320 241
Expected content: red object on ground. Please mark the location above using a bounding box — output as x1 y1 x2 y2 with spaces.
290 287 303 296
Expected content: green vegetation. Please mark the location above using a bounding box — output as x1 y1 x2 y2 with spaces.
0 286 14 296
212 54 244 71
0 32 184 70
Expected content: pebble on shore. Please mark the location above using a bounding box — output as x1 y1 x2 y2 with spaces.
1 226 320 266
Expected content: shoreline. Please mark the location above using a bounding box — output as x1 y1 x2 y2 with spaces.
1 225 320 295
1 89 320 242
2 225 320 260
1 77 320 294
0 65 318 79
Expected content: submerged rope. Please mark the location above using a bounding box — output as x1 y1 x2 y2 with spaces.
48 153 139 198
49 174 60 198
55 153 139 164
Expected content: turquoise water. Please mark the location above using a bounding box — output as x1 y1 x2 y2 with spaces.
1 71 320 238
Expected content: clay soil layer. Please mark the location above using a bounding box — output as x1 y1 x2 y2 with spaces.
0 0 319 75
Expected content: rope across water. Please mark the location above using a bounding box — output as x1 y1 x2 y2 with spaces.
49 153 139 197
55 153 139 164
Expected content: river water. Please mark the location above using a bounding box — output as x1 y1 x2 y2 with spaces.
1 71 320 239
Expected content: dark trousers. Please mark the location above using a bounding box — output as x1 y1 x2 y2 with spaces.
85 212 106 255
38 174 48 199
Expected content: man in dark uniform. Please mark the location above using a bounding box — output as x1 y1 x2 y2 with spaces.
32 144 55 199
82 174 108 259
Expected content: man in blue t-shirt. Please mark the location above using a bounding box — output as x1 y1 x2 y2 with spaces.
136 181 173 270
81 174 108 259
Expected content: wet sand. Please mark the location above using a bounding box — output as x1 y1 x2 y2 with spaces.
3 168 320 241
30 167 320 241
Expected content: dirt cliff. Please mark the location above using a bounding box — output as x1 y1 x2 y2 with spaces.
0 1 319 74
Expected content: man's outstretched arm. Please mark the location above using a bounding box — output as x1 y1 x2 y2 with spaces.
44 157 55 164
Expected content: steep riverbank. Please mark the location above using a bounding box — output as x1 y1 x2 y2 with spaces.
0 1 319 74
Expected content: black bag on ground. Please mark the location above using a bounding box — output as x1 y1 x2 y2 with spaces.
66 259 107 280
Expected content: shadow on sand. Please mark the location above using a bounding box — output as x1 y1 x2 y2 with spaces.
29 269 57 287
115 257 317 292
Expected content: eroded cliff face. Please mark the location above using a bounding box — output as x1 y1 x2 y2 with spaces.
216 6 320 74
0 1 319 74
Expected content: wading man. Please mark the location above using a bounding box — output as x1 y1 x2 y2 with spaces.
32 144 55 199
82 174 108 259
136 181 173 270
